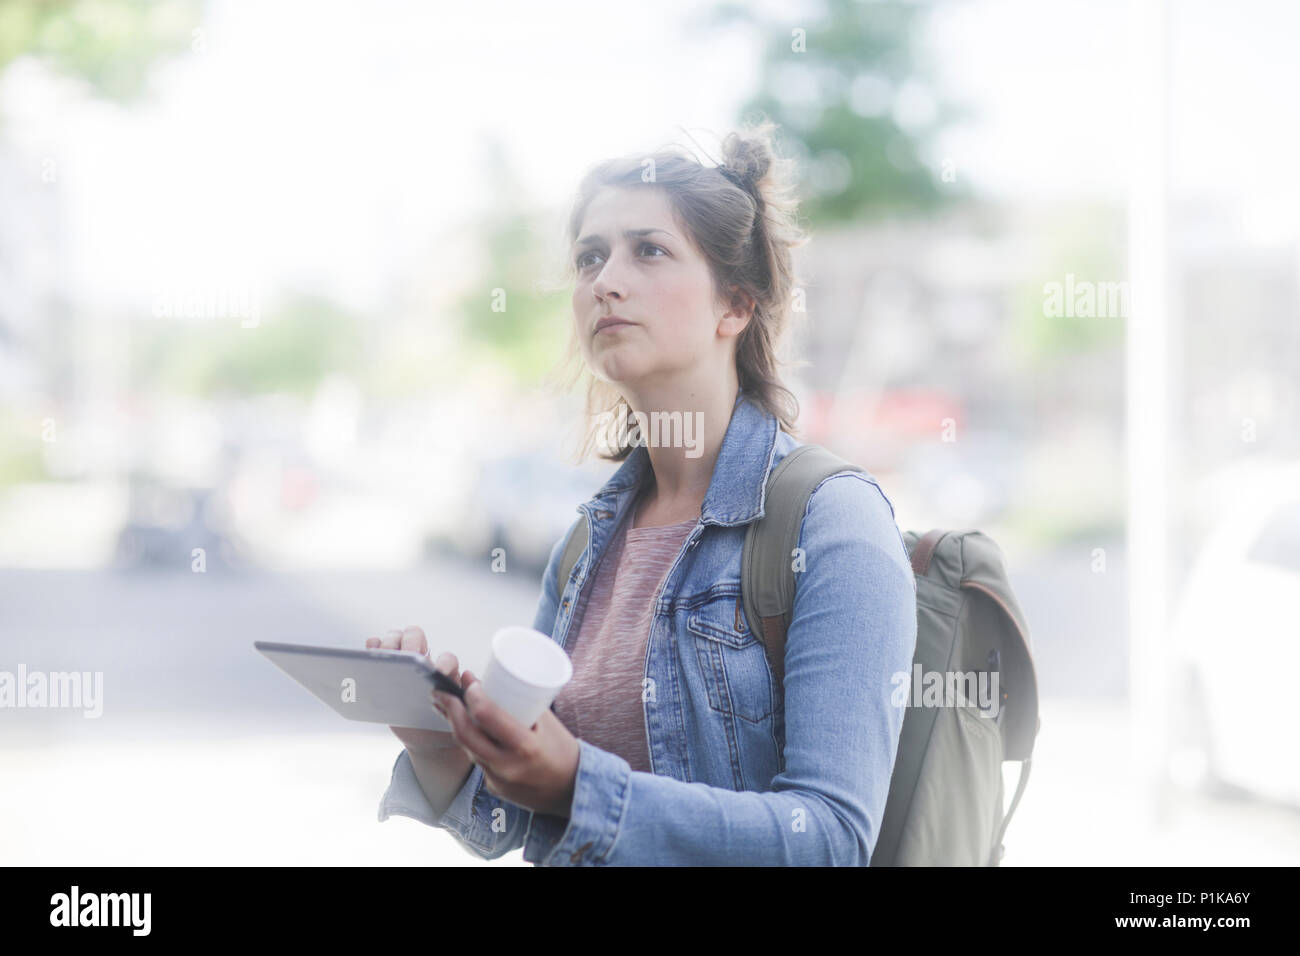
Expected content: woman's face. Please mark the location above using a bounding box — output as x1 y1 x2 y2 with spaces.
571 185 747 392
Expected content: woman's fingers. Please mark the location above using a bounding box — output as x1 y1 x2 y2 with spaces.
458 674 531 752
376 626 426 653
434 652 460 679
401 625 428 657
436 684 506 766
370 627 429 659
431 654 460 732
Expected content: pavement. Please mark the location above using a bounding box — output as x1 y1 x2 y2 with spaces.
2 555 1297 866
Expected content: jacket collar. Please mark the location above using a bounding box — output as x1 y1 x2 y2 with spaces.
586 388 780 528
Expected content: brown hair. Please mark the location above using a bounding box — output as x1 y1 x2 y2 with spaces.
546 121 811 463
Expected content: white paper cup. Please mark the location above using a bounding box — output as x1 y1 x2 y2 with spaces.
480 626 573 728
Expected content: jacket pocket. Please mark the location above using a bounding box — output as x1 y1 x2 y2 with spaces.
686 592 775 724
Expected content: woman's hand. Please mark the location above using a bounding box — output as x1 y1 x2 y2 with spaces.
433 670 581 819
365 626 462 760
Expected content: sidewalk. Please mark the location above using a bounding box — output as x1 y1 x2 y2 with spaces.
1004 698 1300 866
4 699 1297 865
0 729 527 866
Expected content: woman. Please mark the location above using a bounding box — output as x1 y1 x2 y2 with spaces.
371 122 917 865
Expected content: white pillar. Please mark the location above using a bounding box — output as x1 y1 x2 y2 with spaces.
1126 0 1173 824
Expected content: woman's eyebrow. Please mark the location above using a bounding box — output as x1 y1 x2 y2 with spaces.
574 227 676 248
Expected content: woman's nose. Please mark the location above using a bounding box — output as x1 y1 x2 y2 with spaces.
591 257 626 300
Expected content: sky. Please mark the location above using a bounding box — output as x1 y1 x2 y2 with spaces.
2 0 1297 315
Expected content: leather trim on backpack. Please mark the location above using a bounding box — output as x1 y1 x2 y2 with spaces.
909 529 947 576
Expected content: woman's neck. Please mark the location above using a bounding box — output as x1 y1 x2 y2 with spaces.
624 378 739 508
630 473 701 531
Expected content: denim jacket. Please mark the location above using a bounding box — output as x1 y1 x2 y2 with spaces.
378 388 917 865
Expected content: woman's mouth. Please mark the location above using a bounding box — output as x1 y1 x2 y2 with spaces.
595 316 636 334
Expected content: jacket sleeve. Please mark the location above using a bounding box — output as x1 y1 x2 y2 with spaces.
376 529 568 859
521 473 918 866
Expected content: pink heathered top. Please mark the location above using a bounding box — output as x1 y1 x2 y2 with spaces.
551 498 695 774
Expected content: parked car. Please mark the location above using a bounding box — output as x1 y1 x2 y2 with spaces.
114 474 245 571
1168 461 1300 806
433 452 613 577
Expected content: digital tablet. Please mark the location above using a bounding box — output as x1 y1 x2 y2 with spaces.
254 640 451 731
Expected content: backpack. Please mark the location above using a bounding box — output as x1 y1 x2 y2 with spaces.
557 442 1040 866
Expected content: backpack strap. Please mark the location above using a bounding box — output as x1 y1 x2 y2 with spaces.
908 529 948 576
741 444 865 691
989 757 1033 865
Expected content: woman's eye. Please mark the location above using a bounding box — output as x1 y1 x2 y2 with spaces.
576 244 665 270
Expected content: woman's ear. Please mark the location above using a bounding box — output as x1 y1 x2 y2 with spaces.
717 285 756 338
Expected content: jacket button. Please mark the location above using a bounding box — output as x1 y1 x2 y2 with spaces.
570 841 594 863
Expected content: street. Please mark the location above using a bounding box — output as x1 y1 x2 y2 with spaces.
2 548 1297 865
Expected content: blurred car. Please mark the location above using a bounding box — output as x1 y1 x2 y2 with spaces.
432 453 612 577
899 427 1021 526
113 474 245 571
1168 461 1300 806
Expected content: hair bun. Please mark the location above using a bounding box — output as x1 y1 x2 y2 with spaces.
719 129 774 195
716 162 756 195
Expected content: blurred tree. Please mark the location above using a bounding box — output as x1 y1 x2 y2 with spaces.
130 293 366 398
0 409 45 484
451 135 572 384
1010 205 1128 363
0 0 204 108
699 0 969 224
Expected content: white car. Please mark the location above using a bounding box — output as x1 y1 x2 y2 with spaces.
1168 461 1300 806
